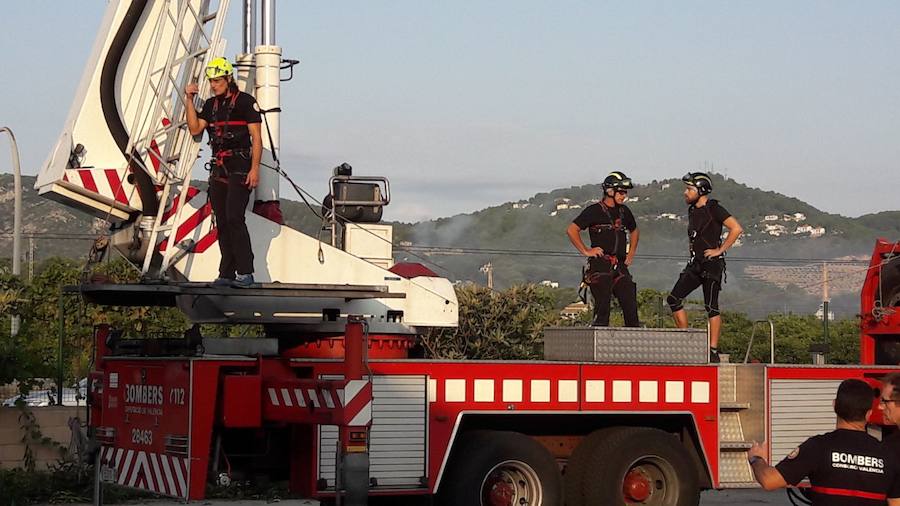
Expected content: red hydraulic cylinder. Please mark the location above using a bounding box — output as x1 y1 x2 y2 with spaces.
338 315 372 505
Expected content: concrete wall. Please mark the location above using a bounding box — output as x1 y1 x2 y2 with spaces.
0 406 86 469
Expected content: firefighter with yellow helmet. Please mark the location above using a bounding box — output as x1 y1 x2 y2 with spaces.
184 57 263 288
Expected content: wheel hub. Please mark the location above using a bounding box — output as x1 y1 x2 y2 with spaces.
623 468 652 502
622 458 678 506
480 460 543 506
485 474 516 506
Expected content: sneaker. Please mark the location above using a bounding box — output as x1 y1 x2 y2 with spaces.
231 273 255 288
212 277 233 287
709 349 721 364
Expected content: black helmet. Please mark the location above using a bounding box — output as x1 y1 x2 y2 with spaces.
682 172 712 196
602 171 634 190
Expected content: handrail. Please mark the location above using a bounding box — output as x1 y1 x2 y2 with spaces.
743 319 776 364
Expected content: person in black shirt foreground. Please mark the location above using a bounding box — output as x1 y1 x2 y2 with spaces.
567 171 640 327
666 172 742 363
748 378 900 506
880 373 900 456
185 57 262 288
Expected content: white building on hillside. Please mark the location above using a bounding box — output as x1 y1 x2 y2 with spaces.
782 213 806 222
765 224 788 236
561 301 590 319
816 304 835 321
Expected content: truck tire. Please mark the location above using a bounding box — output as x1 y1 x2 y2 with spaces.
564 427 618 506
582 427 700 506
437 430 563 506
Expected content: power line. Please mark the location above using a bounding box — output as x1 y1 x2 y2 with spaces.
396 244 869 265
0 233 96 240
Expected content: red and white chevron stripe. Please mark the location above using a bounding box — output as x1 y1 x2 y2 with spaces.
267 385 340 410
265 379 373 427
342 379 372 426
99 446 189 499
60 167 220 255
157 187 219 254
63 168 136 208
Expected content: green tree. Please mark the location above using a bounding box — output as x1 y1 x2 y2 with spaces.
0 257 191 389
421 284 561 359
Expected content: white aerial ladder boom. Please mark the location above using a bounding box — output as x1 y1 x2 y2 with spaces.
35 0 458 331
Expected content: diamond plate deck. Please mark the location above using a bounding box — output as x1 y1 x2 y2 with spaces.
543 327 709 364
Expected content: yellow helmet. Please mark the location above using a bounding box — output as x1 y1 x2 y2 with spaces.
205 57 234 79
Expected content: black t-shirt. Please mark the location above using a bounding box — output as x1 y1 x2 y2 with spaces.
775 429 900 505
572 202 637 261
884 430 900 457
687 199 731 257
200 91 261 174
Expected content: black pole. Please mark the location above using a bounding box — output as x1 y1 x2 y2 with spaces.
58 289 65 406
657 294 663 327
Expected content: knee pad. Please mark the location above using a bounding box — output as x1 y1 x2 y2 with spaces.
705 304 720 318
667 294 683 313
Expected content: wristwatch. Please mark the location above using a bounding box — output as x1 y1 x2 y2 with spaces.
748 455 764 465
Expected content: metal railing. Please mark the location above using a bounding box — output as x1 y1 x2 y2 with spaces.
743 319 776 364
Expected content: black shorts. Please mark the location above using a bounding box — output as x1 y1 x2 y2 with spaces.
669 258 724 317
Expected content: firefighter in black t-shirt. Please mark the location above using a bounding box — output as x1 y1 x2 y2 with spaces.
666 172 742 363
184 57 262 288
749 378 900 506
880 373 900 458
566 171 640 327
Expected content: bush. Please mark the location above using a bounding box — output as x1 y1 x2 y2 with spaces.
421 283 560 359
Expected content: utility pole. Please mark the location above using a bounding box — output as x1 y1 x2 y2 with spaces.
28 236 34 281
1 127 22 337
822 262 830 342
480 262 494 289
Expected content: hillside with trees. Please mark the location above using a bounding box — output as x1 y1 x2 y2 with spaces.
3 172 898 317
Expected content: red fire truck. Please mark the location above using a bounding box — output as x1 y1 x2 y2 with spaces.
74 247 900 506
35 1 900 505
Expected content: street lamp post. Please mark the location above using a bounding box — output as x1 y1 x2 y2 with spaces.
0 127 22 337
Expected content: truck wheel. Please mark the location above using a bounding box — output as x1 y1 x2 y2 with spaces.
564 428 618 506
438 430 563 506
583 427 699 506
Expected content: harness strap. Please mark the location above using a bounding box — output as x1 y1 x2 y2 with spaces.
210 120 248 127
689 201 722 260
210 91 241 160
583 255 622 286
579 201 628 300
591 201 624 255
215 149 233 167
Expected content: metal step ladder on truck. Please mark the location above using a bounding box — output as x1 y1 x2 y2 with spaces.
34 1 900 504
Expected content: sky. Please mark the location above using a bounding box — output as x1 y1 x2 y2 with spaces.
1 1 899 222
